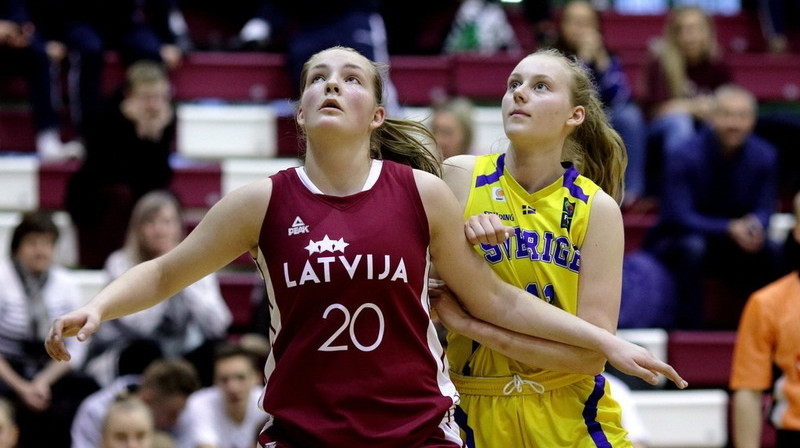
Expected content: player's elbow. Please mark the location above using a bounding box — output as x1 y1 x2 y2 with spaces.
584 353 607 376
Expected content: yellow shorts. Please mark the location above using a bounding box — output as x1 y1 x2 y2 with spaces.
451 372 632 448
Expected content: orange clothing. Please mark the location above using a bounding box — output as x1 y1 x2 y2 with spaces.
730 272 800 430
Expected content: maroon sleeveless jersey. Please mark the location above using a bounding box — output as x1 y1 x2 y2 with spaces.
255 161 459 447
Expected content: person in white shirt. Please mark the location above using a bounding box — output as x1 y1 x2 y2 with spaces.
71 358 200 448
184 343 267 448
0 211 98 448
84 191 232 386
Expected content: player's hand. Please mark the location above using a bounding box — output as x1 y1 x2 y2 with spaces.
606 338 688 389
16 381 50 411
45 308 101 362
464 213 514 246
430 288 472 334
160 44 183 71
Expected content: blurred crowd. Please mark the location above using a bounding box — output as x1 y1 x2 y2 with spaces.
1 0 800 447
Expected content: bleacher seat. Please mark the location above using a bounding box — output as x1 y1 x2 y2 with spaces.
38 159 80 210
221 157 300 195
622 212 658 253
390 55 453 105
451 54 520 101
631 389 729 447
600 12 766 56
5 46 800 153
71 269 109 303
217 271 260 333
0 156 38 210
730 53 800 101
177 103 278 159
0 107 37 153
667 330 736 389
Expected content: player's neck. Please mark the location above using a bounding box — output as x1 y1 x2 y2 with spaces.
303 150 373 196
505 148 564 194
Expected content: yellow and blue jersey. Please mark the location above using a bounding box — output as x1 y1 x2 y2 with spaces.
447 152 600 383
446 153 631 448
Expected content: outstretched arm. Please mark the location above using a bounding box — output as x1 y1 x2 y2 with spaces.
45 179 271 362
432 288 605 375
417 170 686 387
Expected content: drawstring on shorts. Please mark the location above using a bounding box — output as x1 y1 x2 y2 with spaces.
503 374 545 395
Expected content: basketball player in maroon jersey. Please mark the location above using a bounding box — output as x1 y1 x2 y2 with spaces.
45 47 686 448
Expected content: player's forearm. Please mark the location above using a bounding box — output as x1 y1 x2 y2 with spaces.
91 259 181 322
456 316 606 374
732 389 764 448
34 360 72 387
0 355 26 391
466 280 616 355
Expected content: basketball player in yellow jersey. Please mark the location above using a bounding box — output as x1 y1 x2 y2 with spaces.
433 49 634 447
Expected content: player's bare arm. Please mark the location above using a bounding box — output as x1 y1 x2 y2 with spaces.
417 170 687 387
45 179 272 362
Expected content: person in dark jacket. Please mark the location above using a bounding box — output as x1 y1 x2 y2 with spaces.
644 84 781 329
65 60 175 269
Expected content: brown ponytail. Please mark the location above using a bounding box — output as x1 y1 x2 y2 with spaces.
538 49 627 204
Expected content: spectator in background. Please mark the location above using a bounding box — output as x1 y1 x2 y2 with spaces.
183 343 266 448
237 0 400 114
0 0 74 160
522 0 555 49
0 211 99 448
65 60 175 269
553 0 648 207
381 0 461 55
730 191 800 448
84 191 231 387
755 0 799 53
639 5 732 195
72 358 200 448
430 96 474 159
644 84 781 329
61 0 188 138
101 394 168 448
442 0 521 55
0 398 18 448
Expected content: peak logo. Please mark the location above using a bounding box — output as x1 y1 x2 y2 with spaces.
288 216 309 235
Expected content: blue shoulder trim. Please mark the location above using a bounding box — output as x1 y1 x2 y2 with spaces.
474 154 506 187
563 165 589 203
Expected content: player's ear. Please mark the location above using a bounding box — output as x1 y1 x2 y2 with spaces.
370 106 386 131
566 105 585 127
297 106 305 129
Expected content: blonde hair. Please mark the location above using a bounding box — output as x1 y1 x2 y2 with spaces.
432 96 475 152
298 46 442 177
124 60 169 96
123 190 183 264
102 394 153 435
655 6 719 98
534 49 627 204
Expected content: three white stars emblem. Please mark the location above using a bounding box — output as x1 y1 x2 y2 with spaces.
305 235 349 255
